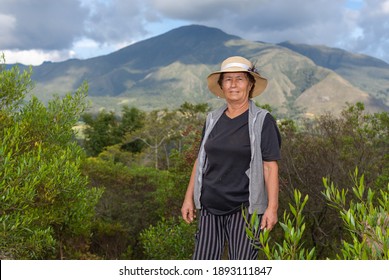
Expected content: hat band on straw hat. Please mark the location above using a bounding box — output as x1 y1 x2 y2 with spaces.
221 62 250 71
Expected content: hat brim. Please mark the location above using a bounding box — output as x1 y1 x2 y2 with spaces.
207 67 268 98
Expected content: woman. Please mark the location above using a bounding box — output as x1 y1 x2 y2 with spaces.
181 56 281 260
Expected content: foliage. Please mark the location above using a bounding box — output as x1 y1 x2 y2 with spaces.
279 102 388 258
246 170 388 260
0 54 33 112
82 106 145 156
83 157 182 259
124 102 208 169
139 216 196 260
89 219 131 260
323 168 389 259
83 158 150 259
81 102 208 259
245 189 316 260
126 109 178 169
0 61 102 259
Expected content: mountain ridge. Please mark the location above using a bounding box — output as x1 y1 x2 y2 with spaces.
6 24 389 117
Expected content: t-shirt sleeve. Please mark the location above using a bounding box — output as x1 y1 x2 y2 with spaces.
261 113 281 161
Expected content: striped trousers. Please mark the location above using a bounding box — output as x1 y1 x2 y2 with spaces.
192 208 262 260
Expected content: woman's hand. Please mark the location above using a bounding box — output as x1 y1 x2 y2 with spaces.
181 159 198 224
260 208 278 231
181 199 196 224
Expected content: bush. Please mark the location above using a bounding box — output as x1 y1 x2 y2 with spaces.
278 103 388 257
0 61 102 259
323 168 389 259
139 217 196 259
246 169 388 260
245 189 316 260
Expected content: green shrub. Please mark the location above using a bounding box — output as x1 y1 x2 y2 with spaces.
246 169 388 260
0 61 102 259
323 168 389 259
140 217 196 259
245 189 316 260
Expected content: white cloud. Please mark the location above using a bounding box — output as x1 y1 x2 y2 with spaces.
382 0 389 13
347 0 389 61
83 0 149 43
0 13 16 30
1 0 388 64
190 0 348 45
0 0 88 50
71 37 135 60
0 13 17 46
2 49 72 66
151 0 243 20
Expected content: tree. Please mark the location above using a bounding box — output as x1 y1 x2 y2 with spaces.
82 106 145 157
80 103 208 259
123 103 208 170
125 109 182 169
83 157 177 259
82 110 122 156
0 54 33 113
0 59 102 259
278 103 388 258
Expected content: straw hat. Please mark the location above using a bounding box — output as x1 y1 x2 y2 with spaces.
207 56 268 98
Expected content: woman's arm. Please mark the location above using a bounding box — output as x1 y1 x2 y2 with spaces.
181 159 198 224
261 160 279 230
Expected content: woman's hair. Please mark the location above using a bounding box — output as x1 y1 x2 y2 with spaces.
217 72 256 98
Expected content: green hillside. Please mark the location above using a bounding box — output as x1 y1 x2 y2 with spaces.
9 24 389 117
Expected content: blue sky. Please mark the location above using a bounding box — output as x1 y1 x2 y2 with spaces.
1 0 388 65
346 0 364 9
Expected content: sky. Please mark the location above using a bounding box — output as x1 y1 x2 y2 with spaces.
1 0 389 65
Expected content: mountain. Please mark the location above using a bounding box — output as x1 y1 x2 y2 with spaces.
9 24 389 117
278 41 389 109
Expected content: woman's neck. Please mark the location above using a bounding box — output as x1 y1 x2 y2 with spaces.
226 100 249 118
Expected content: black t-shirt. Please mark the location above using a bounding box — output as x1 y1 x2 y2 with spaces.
200 110 281 215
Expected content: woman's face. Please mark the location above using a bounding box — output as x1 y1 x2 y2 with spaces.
221 72 252 103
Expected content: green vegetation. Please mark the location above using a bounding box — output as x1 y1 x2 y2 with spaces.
81 106 145 156
245 169 388 260
1 58 387 260
323 169 388 259
0 58 102 259
139 217 196 260
245 189 316 260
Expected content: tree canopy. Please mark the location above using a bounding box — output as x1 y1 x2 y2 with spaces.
0 60 102 259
